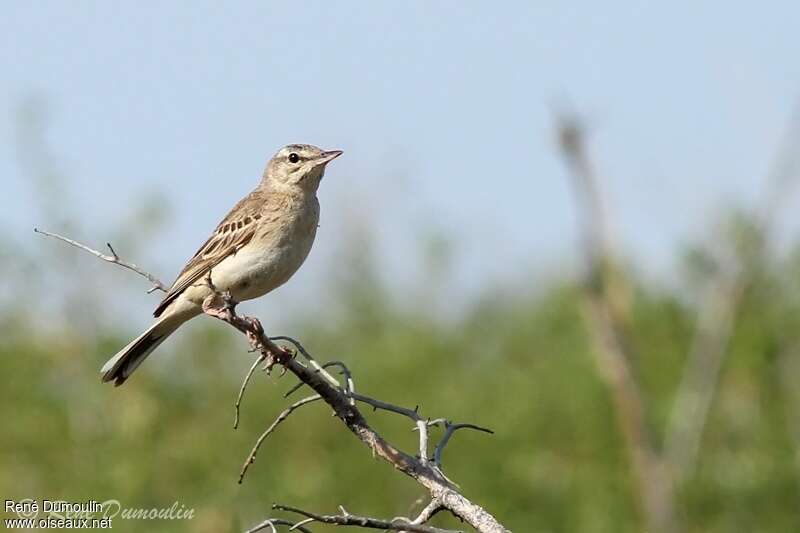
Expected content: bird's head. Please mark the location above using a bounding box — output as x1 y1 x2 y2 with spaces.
262 144 342 194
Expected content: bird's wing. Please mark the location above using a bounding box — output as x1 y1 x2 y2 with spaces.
153 191 265 317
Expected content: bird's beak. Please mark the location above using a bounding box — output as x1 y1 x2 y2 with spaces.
317 150 343 165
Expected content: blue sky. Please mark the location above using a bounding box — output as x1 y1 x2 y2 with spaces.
2 2 799 322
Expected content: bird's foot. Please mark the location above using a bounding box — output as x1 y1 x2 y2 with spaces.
244 317 265 350
202 292 237 322
202 271 239 321
201 286 292 373
202 270 238 314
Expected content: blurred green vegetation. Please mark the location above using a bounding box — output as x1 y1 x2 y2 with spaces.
2 209 800 533
3 109 800 531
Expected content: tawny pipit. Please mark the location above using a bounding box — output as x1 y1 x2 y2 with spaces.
101 144 342 386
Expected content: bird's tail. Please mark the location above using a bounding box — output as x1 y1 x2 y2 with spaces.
101 316 182 386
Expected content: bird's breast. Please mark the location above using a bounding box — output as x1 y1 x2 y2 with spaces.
214 199 320 301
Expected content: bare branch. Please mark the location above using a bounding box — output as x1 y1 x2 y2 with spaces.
41 230 510 533
283 360 354 401
235 352 269 429
270 336 342 388
345 392 431 462
410 499 444 525
270 504 460 533
224 311 505 528
261 357 506 530
349 392 422 421
426 420 494 467
239 394 322 484
34 227 168 292
320 360 356 405
238 337 505 530
244 518 313 533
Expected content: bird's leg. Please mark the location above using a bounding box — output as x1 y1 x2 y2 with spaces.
201 272 293 372
202 270 240 321
201 290 238 321
243 316 265 351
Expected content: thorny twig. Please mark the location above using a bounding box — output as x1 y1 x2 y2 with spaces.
425 419 494 467
270 336 342 388
283 360 353 400
234 352 268 429
37 230 508 533
205 300 503 531
239 394 322 483
345 392 431 463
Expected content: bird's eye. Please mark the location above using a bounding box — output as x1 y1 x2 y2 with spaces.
288 153 300 164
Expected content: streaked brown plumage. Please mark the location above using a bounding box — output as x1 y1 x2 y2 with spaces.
101 144 342 386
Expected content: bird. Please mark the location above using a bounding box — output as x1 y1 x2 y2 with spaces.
101 144 342 386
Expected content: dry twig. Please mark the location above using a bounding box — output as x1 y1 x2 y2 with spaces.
205 298 505 531
411 499 445 525
34 228 167 293
234 352 269 429
270 504 460 533
239 394 322 483
244 517 313 533
425 419 494 467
